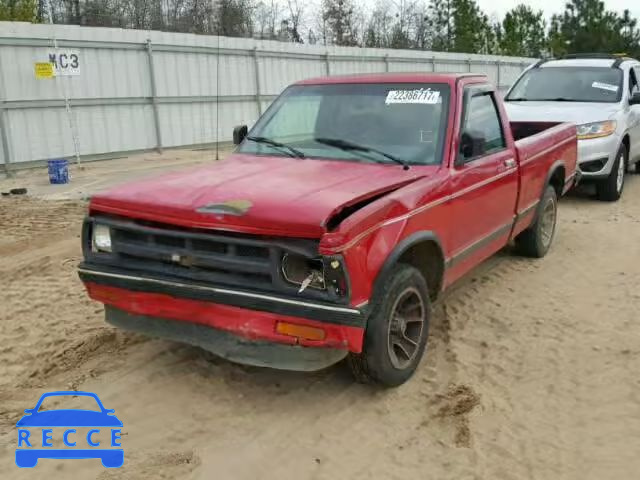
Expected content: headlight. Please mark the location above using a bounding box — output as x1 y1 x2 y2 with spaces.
577 120 617 140
281 254 325 293
92 224 112 253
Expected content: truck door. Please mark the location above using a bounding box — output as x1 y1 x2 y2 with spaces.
448 85 519 278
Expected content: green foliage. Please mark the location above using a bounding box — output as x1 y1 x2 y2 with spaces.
499 5 546 57
321 0 359 46
549 0 640 58
0 0 37 22
428 0 497 54
429 0 452 51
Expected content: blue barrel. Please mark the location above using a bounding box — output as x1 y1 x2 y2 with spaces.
48 159 69 184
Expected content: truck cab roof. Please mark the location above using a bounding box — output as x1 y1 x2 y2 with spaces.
295 72 488 86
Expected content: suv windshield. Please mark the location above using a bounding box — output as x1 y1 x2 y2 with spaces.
506 67 623 103
238 83 450 165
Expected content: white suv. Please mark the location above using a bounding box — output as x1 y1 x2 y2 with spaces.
505 54 640 201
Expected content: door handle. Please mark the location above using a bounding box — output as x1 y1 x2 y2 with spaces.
503 158 516 169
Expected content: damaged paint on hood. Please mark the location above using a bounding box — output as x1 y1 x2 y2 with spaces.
89 154 430 238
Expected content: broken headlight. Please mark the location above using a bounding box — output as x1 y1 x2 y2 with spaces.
281 254 348 297
281 254 325 292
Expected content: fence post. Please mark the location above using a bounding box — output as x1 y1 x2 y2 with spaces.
0 105 11 176
496 61 501 90
0 53 11 176
145 39 163 153
467 58 472 72
384 54 389 72
325 52 331 76
432 56 437 72
253 47 262 116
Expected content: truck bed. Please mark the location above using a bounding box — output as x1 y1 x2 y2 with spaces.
509 121 578 238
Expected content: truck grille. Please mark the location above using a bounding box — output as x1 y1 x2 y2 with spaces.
85 216 322 297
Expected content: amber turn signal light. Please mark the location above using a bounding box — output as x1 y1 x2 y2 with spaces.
275 321 326 341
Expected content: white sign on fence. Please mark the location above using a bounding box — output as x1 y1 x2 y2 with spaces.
47 50 80 76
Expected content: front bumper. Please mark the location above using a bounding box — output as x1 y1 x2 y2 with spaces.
104 306 349 371
577 134 620 179
79 265 366 369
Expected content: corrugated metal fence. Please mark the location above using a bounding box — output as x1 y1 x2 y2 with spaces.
0 22 534 172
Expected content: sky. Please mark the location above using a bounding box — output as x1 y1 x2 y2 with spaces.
474 0 640 22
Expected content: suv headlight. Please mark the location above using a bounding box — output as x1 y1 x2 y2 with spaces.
92 224 112 253
577 120 617 140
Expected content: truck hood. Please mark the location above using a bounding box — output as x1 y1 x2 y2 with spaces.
505 101 620 125
90 154 432 238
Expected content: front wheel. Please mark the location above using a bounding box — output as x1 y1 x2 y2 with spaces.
347 264 430 387
514 185 558 258
596 145 627 201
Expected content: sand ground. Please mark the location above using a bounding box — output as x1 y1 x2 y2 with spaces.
1 151 639 479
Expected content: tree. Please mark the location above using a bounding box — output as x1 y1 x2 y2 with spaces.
282 0 304 43
0 0 37 21
450 0 494 54
321 0 359 46
548 0 640 57
411 3 431 49
363 1 393 48
255 0 282 39
214 0 254 37
499 5 546 57
429 0 452 51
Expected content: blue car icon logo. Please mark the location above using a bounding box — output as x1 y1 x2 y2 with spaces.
16 391 123 468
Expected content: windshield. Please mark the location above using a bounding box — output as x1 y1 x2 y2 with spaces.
506 67 623 103
238 83 450 165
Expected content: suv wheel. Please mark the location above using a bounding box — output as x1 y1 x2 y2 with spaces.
347 264 430 387
514 185 558 258
597 145 627 201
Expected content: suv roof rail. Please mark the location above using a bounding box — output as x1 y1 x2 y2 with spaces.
531 59 548 69
547 53 635 69
561 53 618 59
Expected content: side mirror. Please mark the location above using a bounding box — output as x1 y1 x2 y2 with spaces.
630 92 640 105
457 131 486 164
233 125 248 145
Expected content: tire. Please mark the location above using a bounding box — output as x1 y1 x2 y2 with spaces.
514 185 558 258
347 264 430 387
596 145 627 201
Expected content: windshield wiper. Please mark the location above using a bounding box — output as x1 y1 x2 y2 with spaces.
314 137 409 170
246 136 306 158
505 97 530 101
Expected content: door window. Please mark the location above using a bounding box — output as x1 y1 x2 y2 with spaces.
459 91 506 162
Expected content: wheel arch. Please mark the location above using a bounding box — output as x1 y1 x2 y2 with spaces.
371 231 446 303
621 134 630 166
545 160 566 198
622 133 630 154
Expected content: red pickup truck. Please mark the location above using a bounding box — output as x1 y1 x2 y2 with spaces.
79 73 578 386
